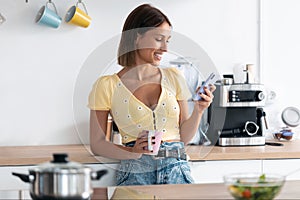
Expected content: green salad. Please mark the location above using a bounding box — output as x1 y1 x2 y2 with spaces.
228 174 283 200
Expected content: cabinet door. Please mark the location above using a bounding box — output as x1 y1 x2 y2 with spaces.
190 160 262 183
0 166 30 191
263 159 300 181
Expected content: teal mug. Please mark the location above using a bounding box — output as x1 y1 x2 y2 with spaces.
35 0 61 28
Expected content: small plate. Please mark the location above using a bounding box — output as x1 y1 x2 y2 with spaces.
281 107 300 127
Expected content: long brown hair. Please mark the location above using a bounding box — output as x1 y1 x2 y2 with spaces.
117 4 172 67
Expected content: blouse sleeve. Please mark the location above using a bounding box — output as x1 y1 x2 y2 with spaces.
87 75 115 110
165 67 192 101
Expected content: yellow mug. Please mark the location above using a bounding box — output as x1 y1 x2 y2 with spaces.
65 2 91 28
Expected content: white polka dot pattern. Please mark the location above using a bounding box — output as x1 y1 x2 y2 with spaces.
88 67 192 144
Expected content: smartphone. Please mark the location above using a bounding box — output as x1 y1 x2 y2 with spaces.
193 72 218 101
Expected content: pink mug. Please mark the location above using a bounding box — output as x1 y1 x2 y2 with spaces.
147 130 163 155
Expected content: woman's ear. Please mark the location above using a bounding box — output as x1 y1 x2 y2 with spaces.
135 33 142 46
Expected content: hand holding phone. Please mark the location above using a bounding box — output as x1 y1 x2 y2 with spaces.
193 72 218 101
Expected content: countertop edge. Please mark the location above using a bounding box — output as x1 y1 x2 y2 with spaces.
1 140 300 165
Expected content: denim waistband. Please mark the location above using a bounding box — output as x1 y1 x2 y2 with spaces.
124 140 184 149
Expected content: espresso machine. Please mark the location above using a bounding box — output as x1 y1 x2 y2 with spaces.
206 77 267 146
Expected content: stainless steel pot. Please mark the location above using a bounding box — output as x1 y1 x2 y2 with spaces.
12 153 108 200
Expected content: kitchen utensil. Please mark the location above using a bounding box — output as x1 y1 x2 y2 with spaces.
65 0 91 28
244 64 255 83
272 126 295 141
35 0 62 28
224 173 285 200
265 142 283 146
12 153 108 200
281 107 300 127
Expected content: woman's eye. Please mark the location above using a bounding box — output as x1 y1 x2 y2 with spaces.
155 38 163 42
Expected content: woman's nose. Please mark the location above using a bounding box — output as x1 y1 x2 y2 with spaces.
160 41 168 52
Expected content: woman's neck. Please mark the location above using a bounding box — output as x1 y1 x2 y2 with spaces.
119 64 158 81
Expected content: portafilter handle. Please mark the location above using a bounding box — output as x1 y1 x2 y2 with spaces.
257 108 268 130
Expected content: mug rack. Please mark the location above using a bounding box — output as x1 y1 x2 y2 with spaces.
20 0 91 29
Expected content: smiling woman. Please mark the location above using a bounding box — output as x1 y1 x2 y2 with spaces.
134 25 171 66
0 0 262 194
117 3 172 67
87 3 215 186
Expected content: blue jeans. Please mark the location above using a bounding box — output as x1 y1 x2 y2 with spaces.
116 142 194 185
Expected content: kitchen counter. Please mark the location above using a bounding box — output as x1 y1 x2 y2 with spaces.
186 139 300 161
3 180 299 199
1 140 300 166
91 180 300 199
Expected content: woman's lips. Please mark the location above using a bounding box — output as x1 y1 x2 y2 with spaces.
154 52 162 61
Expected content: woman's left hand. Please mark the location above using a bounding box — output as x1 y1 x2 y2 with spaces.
193 84 216 111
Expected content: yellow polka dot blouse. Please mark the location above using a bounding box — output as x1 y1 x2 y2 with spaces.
88 67 191 144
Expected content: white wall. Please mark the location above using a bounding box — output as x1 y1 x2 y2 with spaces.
261 0 300 135
0 0 259 146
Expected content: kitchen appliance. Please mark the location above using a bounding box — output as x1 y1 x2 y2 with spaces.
12 153 108 200
206 79 267 146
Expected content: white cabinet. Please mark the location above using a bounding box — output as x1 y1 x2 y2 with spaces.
1 159 300 199
0 160 264 192
262 159 300 181
190 160 262 183
0 166 30 191
189 159 300 184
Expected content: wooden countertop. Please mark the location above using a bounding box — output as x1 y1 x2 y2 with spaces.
0 144 117 166
92 180 300 199
187 139 300 161
1 140 300 166
3 180 298 199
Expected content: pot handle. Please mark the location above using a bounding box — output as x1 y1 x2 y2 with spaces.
12 172 32 183
91 169 108 180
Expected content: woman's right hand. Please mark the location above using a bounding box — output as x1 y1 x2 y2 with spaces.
131 130 154 154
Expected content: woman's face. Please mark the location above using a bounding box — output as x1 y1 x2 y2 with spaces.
135 22 171 66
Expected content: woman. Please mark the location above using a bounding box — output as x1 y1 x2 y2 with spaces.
88 4 215 185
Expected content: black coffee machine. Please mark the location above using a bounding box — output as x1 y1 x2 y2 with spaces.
206 79 267 146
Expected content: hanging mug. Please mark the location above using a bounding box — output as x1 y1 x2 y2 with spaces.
35 0 62 28
0 12 6 25
65 0 91 28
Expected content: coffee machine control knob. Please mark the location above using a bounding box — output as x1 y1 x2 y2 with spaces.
257 91 265 101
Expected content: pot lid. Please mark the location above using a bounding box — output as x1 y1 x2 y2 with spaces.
281 107 300 127
31 153 90 173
